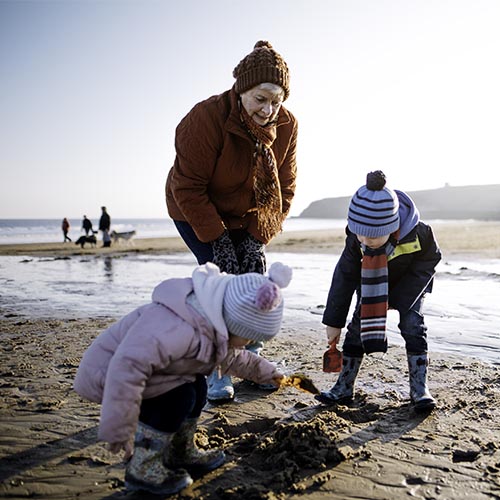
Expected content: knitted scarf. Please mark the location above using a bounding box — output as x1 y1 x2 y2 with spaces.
359 239 396 354
240 106 283 241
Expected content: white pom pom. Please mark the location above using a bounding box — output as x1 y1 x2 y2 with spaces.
268 262 292 288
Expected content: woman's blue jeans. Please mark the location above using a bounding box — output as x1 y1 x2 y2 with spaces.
173 220 246 265
342 295 428 357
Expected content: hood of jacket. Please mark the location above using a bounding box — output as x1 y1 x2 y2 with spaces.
151 274 230 366
190 263 233 336
396 190 420 240
151 277 199 324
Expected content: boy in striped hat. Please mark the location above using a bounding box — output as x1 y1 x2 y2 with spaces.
316 171 442 413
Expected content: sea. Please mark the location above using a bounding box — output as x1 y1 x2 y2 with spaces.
0 217 346 245
1 218 499 366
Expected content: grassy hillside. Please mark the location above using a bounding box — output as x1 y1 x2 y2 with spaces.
299 184 500 220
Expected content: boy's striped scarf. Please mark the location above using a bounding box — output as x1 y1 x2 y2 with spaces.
360 242 394 354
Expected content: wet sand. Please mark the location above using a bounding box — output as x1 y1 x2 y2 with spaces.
1 318 499 500
1 221 500 499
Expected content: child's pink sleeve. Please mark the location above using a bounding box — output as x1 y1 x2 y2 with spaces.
220 348 282 385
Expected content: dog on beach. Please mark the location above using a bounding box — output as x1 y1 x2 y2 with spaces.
75 235 97 249
110 230 136 245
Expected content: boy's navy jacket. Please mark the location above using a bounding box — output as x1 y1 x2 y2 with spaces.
323 219 442 329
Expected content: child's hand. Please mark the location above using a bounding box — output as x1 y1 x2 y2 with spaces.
326 326 342 345
108 439 133 460
272 372 285 387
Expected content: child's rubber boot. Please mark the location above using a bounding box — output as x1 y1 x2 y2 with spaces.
315 355 363 405
407 353 436 413
125 422 192 495
207 370 234 402
167 418 225 475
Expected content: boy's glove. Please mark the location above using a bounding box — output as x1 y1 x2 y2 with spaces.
326 326 342 345
211 230 240 274
237 233 266 274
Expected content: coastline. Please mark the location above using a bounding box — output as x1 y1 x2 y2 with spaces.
1 220 500 258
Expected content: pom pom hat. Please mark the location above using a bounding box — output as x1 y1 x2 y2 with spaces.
347 171 400 238
233 41 290 100
223 262 292 342
191 262 292 343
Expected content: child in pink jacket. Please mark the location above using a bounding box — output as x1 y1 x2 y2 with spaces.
74 261 291 496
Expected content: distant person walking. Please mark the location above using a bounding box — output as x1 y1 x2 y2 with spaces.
81 215 94 236
61 218 72 243
99 207 111 247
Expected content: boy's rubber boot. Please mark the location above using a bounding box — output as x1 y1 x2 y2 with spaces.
167 418 225 475
207 370 234 402
125 422 193 495
407 353 436 413
315 355 363 405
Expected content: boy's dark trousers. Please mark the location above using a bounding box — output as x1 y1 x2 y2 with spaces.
342 296 428 357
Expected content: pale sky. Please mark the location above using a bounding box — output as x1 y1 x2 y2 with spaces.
1 0 499 219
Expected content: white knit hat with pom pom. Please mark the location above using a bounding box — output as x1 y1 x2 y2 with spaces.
223 262 292 342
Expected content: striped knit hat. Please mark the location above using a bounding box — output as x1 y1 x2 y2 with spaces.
347 171 400 238
223 262 292 342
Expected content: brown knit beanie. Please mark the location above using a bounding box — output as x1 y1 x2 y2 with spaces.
233 41 290 100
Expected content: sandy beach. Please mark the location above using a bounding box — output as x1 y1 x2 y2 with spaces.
1 221 500 499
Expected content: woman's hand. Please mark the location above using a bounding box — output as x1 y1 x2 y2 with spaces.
326 326 342 345
211 231 240 274
237 233 266 274
108 439 134 460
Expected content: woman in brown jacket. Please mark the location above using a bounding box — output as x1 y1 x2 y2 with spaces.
165 40 298 402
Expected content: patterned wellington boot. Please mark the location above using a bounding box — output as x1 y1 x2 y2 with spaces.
125 422 193 495
207 370 234 402
167 418 225 475
315 356 363 405
407 353 436 413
